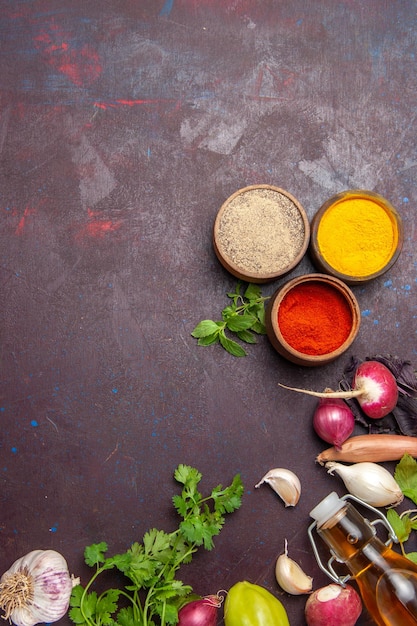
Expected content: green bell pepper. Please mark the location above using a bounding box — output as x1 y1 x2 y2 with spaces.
224 580 290 626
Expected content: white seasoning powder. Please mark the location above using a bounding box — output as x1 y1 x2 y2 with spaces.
217 188 306 274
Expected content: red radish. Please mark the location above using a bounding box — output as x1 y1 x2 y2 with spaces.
280 360 398 419
178 594 223 626
351 361 398 418
313 398 355 449
305 584 362 626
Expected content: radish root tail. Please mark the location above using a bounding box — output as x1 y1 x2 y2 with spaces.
278 383 363 399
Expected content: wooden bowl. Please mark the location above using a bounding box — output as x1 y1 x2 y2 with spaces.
310 190 403 285
266 274 361 367
213 184 310 283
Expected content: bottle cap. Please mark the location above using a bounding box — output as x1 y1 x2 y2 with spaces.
310 492 346 527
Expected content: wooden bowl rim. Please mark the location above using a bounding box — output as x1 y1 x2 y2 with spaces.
310 189 403 285
268 273 361 364
213 184 310 282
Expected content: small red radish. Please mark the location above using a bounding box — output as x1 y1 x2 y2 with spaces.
351 360 398 418
280 360 398 420
305 584 362 626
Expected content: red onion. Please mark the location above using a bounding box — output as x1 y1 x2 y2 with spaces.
313 398 355 450
178 594 223 626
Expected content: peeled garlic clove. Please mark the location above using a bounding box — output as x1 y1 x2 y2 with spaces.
255 468 301 506
275 540 313 595
325 461 404 507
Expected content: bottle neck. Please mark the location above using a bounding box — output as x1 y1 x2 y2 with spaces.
317 502 387 575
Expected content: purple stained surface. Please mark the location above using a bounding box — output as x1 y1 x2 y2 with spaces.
0 2 416 625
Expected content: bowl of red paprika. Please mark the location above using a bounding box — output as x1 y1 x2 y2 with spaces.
265 273 361 366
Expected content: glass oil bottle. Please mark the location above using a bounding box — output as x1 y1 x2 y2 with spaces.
308 492 417 626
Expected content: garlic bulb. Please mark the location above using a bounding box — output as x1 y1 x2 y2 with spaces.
275 540 313 595
0 549 79 626
325 461 404 507
255 468 301 506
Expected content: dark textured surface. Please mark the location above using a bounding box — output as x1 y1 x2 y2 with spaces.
1 1 416 624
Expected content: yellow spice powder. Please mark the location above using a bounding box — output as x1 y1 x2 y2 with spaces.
317 196 398 277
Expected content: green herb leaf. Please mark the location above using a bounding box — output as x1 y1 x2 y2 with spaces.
161 602 179 625
174 464 202 487
247 302 266 328
225 314 256 332
244 283 262 301
197 332 219 346
236 329 256 344
406 552 417 564
212 474 244 514
74 590 98 621
394 454 417 505
84 542 109 567
108 551 133 574
221 305 236 320
143 529 172 563
219 331 247 356
387 509 412 543
68 607 87 625
96 589 121 624
69 586 89 625
191 320 222 338
116 607 136 626
172 494 188 517
226 281 242 303
252 321 266 335
180 517 219 550
192 281 269 356
70 466 243 626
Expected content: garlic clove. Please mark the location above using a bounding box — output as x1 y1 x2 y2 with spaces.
325 461 404 507
275 540 313 595
255 468 301 506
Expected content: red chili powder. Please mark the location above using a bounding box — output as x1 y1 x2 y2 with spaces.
278 282 353 355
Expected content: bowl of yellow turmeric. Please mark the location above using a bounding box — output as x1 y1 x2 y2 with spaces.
310 190 403 284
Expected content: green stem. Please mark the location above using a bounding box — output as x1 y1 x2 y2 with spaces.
160 601 166 626
80 566 109 626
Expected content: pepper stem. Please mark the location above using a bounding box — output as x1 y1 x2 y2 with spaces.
0 570 34 619
278 383 363 399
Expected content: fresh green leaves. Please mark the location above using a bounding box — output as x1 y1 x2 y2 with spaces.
69 465 243 626
386 454 417 561
191 282 269 356
395 454 417 505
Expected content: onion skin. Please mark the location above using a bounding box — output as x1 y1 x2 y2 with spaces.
305 584 362 626
313 398 355 449
325 461 404 507
178 595 222 626
316 434 417 464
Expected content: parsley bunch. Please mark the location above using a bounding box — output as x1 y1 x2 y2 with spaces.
191 282 269 357
69 465 243 626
